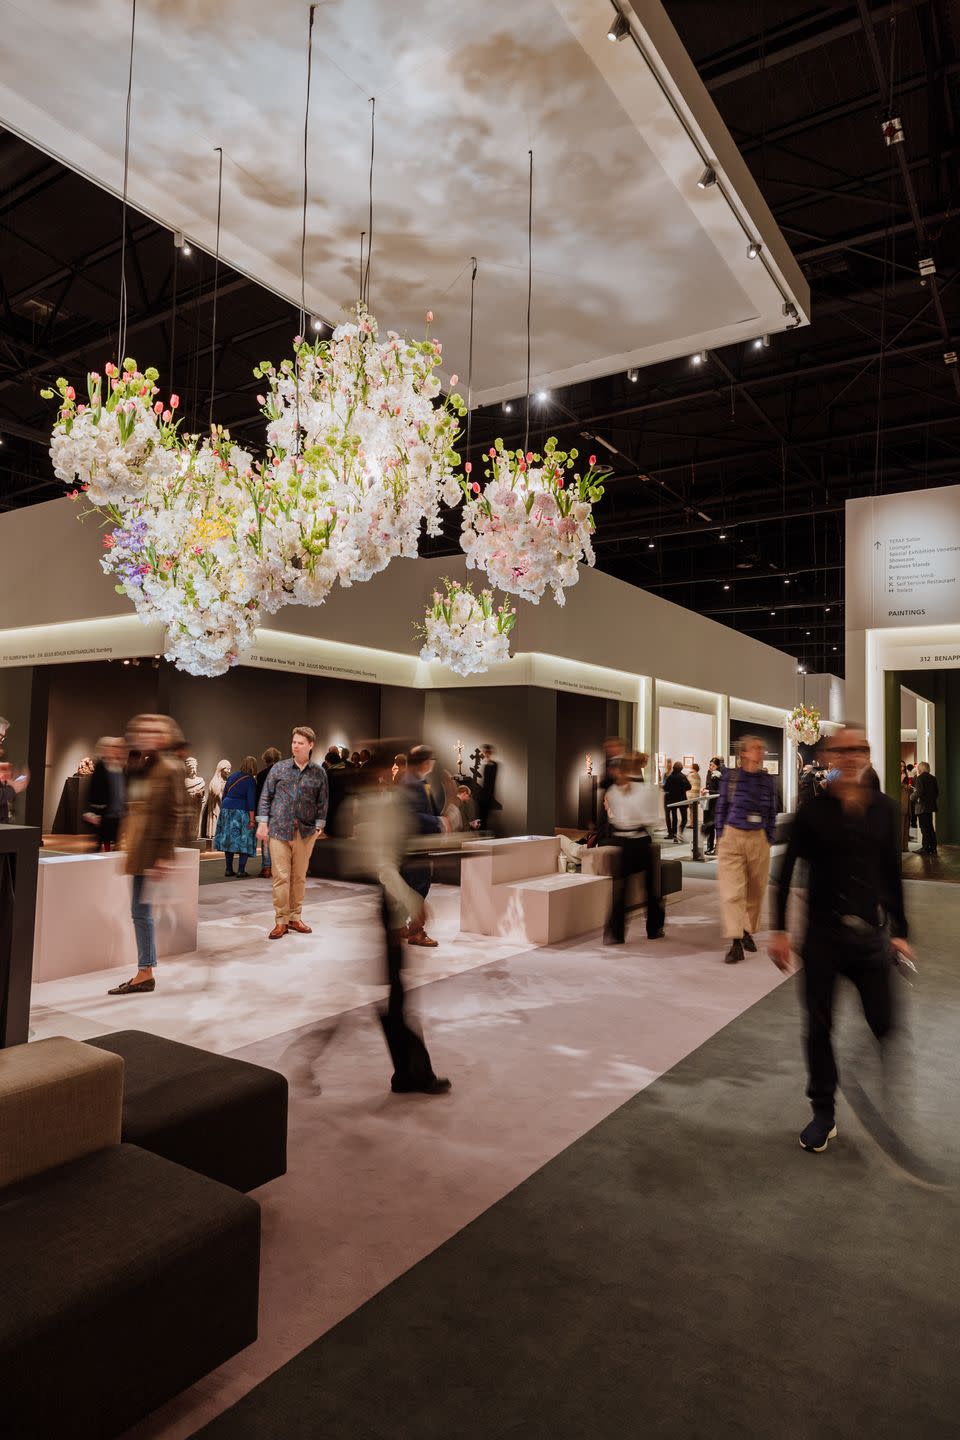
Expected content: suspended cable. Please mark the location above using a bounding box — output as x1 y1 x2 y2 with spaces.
362 97 376 307
524 149 533 454
299 3 317 339
117 0 138 365
465 256 478 465
359 231 366 300
168 239 178 389
208 145 223 433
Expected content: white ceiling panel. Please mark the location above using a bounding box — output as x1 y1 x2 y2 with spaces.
0 0 809 401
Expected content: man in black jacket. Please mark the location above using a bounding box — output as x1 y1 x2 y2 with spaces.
913 762 939 854
770 725 913 1153
476 744 501 832
400 744 450 947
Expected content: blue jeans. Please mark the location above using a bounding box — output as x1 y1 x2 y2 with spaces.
131 873 158 970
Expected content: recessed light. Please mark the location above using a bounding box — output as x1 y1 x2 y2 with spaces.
537 390 549 402
504 402 513 413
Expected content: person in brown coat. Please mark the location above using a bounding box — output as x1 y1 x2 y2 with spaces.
108 713 184 996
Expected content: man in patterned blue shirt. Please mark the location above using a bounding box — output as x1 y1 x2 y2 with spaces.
256 726 328 939
715 735 778 965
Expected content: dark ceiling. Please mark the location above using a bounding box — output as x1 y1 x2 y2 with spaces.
1 0 958 676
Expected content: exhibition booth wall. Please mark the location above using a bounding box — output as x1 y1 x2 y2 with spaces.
0 498 808 835
846 485 960 842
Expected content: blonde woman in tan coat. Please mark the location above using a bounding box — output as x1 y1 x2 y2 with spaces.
108 713 184 996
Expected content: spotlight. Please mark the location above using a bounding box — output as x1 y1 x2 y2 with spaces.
504 401 513 413
174 231 192 256
825 606 831 613
0 434 4 446
723 584 730 591
719 531 727 540
311 317 323 332
691 350 707 366
648 541 655 549
747 240 762 260
798 665 806 675
833 646 837 652
806 631 811 636
626 367 639 383
537 389 549 402
697 165 717 190
770 610 776 616
123 659 130 666
784 578 790 585
607 11 630 42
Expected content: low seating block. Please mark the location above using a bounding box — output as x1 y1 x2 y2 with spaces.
0 1035 122 1191
86 1029 287 1193
0 1143 260 1440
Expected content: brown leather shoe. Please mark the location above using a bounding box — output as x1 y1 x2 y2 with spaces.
407 931 439 947
269 923 288 940
260 867 272 879
287 919 312 934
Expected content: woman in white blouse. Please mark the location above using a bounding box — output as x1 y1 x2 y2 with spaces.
603 752 666 944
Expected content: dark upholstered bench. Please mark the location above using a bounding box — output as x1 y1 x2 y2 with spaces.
0 1143 259 1440
87 1030 287 1193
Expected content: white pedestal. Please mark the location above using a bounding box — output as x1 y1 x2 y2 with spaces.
460 835 610 945
32 848 199 982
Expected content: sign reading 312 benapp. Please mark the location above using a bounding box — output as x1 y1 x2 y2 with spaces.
846 484 960 630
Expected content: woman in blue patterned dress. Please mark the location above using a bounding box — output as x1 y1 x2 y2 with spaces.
214 755 259 877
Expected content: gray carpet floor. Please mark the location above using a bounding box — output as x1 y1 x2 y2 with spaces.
195 881 960 1440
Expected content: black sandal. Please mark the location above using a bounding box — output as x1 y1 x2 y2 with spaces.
107 977 156 995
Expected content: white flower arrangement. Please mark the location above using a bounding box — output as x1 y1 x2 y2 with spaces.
45 307 467 676
253 304 466 588
46 362 183 505
418 578 517 677
787 703 822 745
459 436 606 605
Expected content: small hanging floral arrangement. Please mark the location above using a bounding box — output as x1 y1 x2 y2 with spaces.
418 577 517 676
786 703 822 745
459 436 606 605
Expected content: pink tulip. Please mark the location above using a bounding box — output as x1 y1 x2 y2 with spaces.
169 394 180 409
472 481 480 494
154 400 164 414
464 462 472 474
589 454 597 466
525 451 533 462
449 374 458 386
65 385 76 401
162 410 172 422
488 447 496 458
425 310 433 323
77 404 86 414
105 363 117 377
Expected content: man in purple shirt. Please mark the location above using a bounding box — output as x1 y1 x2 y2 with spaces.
714 735 778 964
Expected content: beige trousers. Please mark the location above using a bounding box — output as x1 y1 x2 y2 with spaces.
269 832 317 924
716 827 770 939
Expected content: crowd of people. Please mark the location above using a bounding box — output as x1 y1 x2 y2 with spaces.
2 703 941 1135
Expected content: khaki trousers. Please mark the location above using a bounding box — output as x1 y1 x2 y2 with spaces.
717 826 770 939
269 832 317 924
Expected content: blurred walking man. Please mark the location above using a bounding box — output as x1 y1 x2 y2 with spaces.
714 736 778 964
770 725 912 1153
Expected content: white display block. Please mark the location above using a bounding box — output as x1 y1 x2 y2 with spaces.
32 848 199 982
460 835 610 945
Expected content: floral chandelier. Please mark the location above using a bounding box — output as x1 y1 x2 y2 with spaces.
418 578 516 677
459 437 606 606
44 310 467 676
786 703 822 745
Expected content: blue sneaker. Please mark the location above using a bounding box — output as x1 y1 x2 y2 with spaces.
800 1115 837 1152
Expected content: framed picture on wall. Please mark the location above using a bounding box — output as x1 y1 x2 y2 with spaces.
766 760 780 776
682 754 694 768
727 755 737 768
